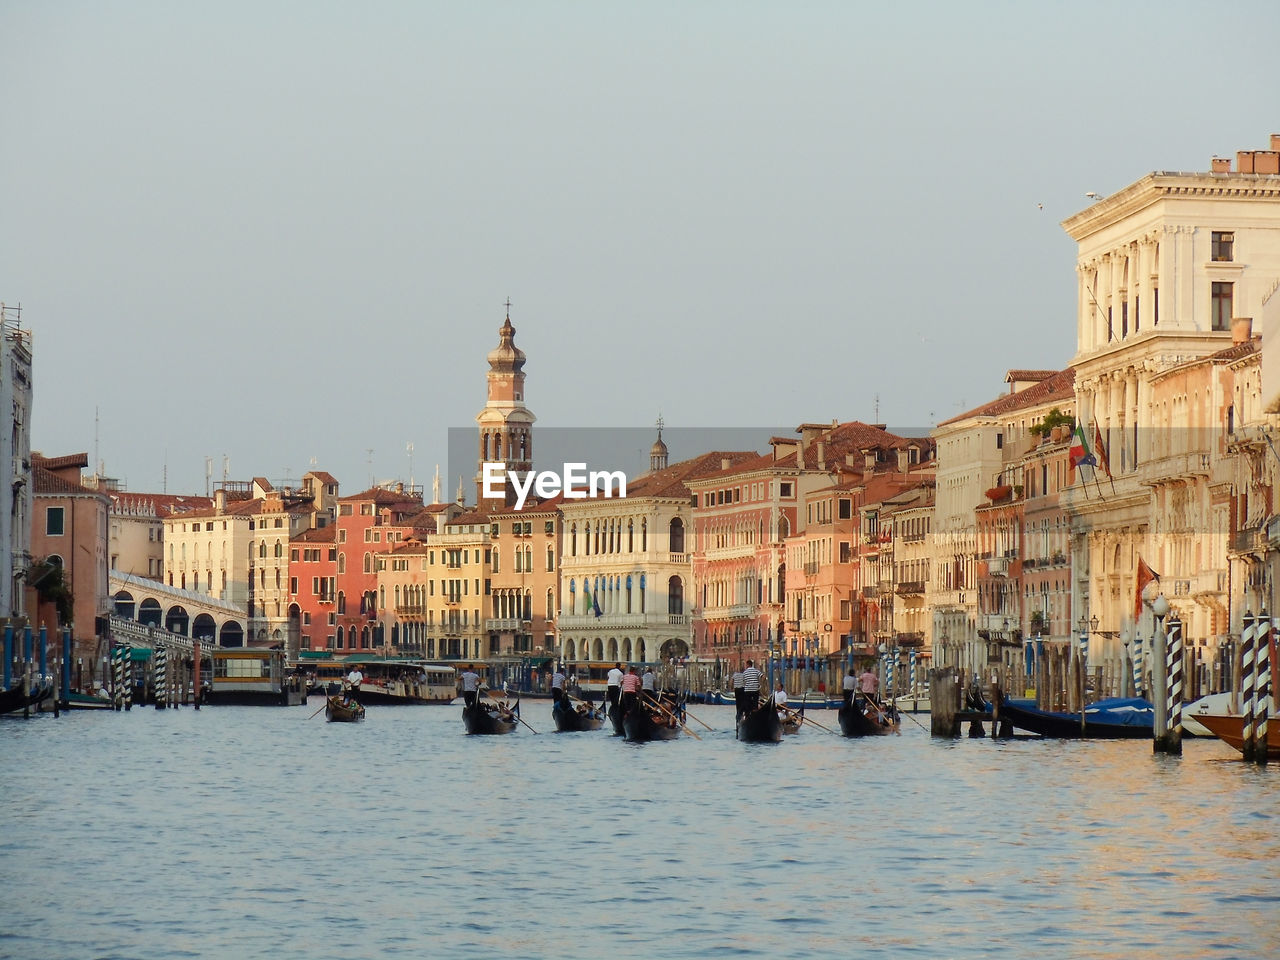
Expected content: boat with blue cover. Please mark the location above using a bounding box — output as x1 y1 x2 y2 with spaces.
998 696 1153 739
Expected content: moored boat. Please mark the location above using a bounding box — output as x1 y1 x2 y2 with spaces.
62 689 115 711
0 677 55 715
553 698 605 732
462 698 518 735
1193 712 1280 759
999 696 1153 739
736 702 782 742
325 696 365 722
838 697 898 737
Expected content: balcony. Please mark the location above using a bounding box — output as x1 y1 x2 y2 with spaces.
895 580 925 596
669 552 691 564
485 618 528 632
558 612 685 631
860 585 878 598
704 545 752 562
803 562 821 577
986 557 1009 578
699 604 756 622
1231 527 1264 555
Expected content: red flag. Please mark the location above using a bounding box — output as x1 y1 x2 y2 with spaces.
1134 557 1158 620
1093 420 1113 480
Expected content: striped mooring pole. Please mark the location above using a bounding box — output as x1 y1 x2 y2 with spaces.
1254 611 1270 766
112 646 125 711
123 646 133 710
1164 615 1183 755
1242 612 1258 762
1131 633 1144 699
884 652 895 701
154 645 167 710
909 650 918 701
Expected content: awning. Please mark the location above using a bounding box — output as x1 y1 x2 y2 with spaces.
129 648 152 662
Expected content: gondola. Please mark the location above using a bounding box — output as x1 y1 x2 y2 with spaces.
462 697 518 735
837 697 898 737
736 701 783 742
0 677 56 716
608 700 625 736
552 698 605 732
325 695 365 722
778 707 804 734
622 700 681 742
998 696 1152 739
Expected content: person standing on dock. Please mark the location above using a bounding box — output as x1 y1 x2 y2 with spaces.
551 666 567 706
460 667 481 708
606 662 623 714
740 660 763 714
732 668 745 720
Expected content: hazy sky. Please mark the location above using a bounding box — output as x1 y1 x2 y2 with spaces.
3 1 1277 497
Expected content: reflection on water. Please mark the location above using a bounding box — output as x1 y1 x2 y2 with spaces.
2 701 1278 960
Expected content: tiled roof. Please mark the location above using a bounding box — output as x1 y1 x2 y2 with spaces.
447 510 491 526
1209 338 1260 363
32 452 90 471
623 451 760 499
338 486 424 506
307 471 339 484
110 492 213 517
939 368 1076 426
33 465 99 497
292 525 336 543
1005 369 1059 384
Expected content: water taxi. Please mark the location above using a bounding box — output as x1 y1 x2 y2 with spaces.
207 648 306 706
298 656 456 705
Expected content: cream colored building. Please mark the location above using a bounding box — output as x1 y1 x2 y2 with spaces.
1 306 31 619
1062 137 1280 663
422 512 490 661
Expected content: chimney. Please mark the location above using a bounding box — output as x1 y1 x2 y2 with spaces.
864 450 876 471
816 441 825 471
1272 134 1280 152
1211 156 1231 173
1238 151 1256 174
721 458 732 471
396 482 404 494
1232 317 1254 344
1256 152 1280 175
214 489 226 513
897 448 909 472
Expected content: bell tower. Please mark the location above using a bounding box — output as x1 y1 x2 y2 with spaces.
476 301 535 507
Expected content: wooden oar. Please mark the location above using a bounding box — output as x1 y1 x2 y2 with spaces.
488 689 538 734
650 696 701 740
799 712 839 735
308 698 329 720
681 706 714 731
860 695 901 735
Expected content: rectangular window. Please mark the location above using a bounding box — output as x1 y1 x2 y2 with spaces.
1211 281 1233 331
1212 230 1234 262
339 504 353 516
839 541 851 563
45 506 64 536
545 520 555 534
838 498 851 520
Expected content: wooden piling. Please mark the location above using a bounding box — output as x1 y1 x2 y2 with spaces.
930 668 959 737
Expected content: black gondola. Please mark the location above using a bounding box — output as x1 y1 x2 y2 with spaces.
462 698 518 735
552 698 605 732
0 677 55 716
736 701 783 742
622 701 681 742
608 700 625 736
837 697 898 737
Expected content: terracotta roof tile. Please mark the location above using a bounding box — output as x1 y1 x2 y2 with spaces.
938 368 1076 426
292 525 337 543
33 465 99 497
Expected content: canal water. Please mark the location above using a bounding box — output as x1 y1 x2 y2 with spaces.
3 700 1278 960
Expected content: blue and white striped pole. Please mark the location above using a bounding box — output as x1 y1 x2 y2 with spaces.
909 650 917 701
1131 634 1144 699
884 651 895 702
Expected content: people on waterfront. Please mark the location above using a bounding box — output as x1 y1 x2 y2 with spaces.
732 668 745 720
620 665 642 715
606 662 623 714
842 668 858 707
740 660 763 714
551 666 567 706
641 665 657 703
460 667 481 708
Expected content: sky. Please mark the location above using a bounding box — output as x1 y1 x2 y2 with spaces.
3 1 1277 498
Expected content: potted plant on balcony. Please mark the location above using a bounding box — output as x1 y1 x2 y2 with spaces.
985 484 1012 503
1029 610 1046 635
1030 407 1074 444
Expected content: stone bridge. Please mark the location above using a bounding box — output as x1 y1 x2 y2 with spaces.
109 571 248 647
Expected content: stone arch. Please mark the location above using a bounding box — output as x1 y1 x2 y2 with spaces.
606 637 617 661
138 598 162 627
660 638 689 660
218 620 244 647
669 517 684 553
113 590 136 619
668 575 684 615
192 613 217 642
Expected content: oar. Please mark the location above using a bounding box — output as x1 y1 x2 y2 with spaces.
308 699 328 720
567 692 606 721
799 712 839 735
861 695 901 735
650 696 701 740
681 706 714 731
891 699 928 732
489 690 539 734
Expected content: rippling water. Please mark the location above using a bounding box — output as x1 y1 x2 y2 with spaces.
3 699 1278 960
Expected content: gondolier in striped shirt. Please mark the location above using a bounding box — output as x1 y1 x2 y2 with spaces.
460 667 481 708
740 660 764 714
620 665 642 715
551 666 567 706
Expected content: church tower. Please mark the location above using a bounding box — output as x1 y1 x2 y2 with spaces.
475 302 535 507
649 415 669 472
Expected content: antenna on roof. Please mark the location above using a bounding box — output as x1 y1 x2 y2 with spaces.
406 441 415 490
205 456 213 497
874 393 880 423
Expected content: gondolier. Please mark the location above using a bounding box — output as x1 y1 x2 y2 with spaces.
345 666 364 702
460 667 481 708
551 666 567 705
641 665 657 703
842 668 857 707
620 665 642 715
732 668 745 720
606 662 623 713
740 660 763 714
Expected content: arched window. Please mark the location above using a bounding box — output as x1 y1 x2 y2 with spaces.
364 553 372 574
668 576 683 615
259 541 267 559
641 519 647 552
546 588 554 619
669 517 684 553
274 540 283 558
338 553 346 574
483 433 490 460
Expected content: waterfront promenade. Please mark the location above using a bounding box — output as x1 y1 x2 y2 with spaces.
3 700 1277 960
